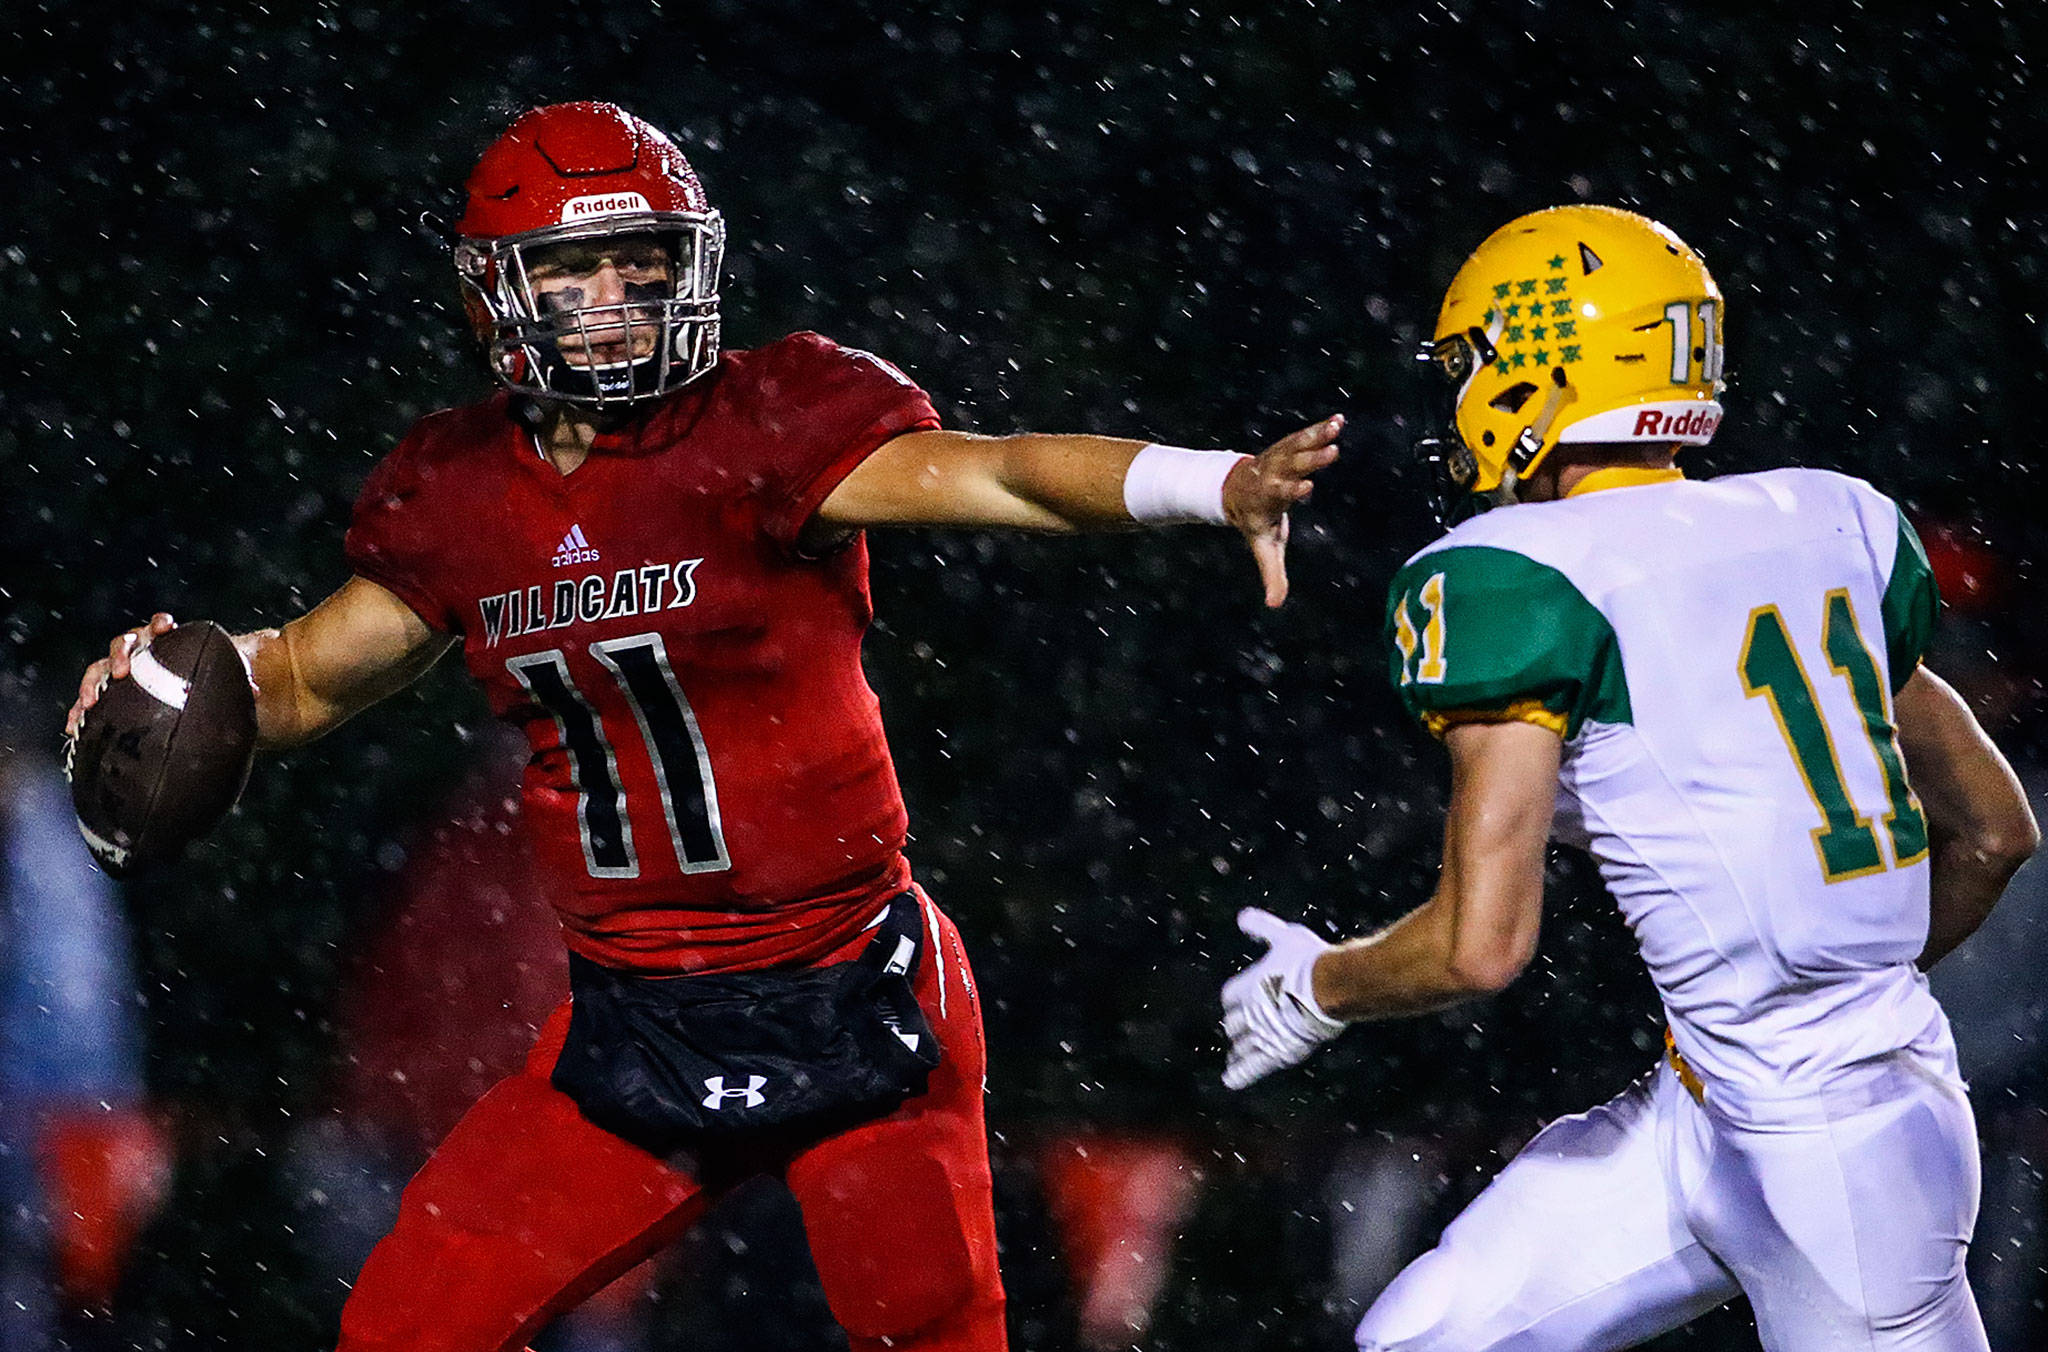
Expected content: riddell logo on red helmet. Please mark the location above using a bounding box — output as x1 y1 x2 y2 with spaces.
560 192 653 222
1632 407 1721 439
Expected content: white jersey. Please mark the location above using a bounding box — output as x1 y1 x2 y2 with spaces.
1386 467 1946 1098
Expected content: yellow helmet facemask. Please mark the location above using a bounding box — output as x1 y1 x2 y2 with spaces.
1417 205 1725 516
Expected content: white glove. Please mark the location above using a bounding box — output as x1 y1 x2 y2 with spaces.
1220 907 1349 1089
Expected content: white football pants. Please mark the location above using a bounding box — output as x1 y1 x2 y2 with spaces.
1354 1046 1986 1352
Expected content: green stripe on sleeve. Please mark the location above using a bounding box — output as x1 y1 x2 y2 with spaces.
1384 545 1630 739
1880 508 1939 693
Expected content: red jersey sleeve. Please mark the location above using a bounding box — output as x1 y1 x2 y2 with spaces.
343 431 459 633
748 332 942 546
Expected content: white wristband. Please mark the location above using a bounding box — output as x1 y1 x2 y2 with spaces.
1122 444 1249 525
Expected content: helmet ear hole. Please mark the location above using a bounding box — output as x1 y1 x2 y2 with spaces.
1578 242 1604 275
1489 381 1539 414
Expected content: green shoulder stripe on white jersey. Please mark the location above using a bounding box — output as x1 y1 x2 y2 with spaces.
1880 508 1938 693
1385 545 1630 739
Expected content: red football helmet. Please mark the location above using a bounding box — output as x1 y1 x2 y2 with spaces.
453 102 725 408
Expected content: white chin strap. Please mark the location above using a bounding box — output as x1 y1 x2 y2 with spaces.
1487 471 1524 508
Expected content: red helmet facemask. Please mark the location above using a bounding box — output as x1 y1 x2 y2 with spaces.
453 102 725 410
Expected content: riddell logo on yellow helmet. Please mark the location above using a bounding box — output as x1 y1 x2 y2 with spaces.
1559 401 1724 445
1634 406 1719 438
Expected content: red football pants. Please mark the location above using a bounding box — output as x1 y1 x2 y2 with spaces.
335 895 1006 1352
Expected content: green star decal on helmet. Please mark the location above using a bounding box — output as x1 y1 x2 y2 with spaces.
1516 279 1538 296
1547 254 1566 270
1494 282 1512 300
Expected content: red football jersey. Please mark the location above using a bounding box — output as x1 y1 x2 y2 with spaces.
344 333 940 974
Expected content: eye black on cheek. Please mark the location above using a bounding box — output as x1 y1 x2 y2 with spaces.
538 286 586 315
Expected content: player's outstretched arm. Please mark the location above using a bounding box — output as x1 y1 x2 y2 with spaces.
68 577 455 753
1894 665 2040 969
1220 718 1560 1088
813 417 1343 607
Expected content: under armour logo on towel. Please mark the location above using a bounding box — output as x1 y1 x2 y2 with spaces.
701 1074 768 1110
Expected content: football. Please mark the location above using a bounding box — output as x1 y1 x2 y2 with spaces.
66 620 259 876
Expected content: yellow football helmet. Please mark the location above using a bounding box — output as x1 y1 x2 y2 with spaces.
1419 205 1725 510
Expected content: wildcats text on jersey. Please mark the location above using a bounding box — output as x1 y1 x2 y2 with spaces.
479 558 702 647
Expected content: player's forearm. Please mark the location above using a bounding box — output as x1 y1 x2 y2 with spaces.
821 429 1252 533
237 609 447 751
813 430 1141 532
1308 893 1513 1022
988 433 1289 538
1894 666 2040 968
867 431 1153 533
1919 827 2037 968
237 626 333 751
983 433 1154 531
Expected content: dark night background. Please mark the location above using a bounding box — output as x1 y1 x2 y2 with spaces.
4 2 2047 1349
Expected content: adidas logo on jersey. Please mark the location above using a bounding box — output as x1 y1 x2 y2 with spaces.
552 524 600 568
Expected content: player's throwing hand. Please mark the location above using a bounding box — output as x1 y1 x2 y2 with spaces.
67 612 177 738
1223 415 1343 609
1220 906 1349 1089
